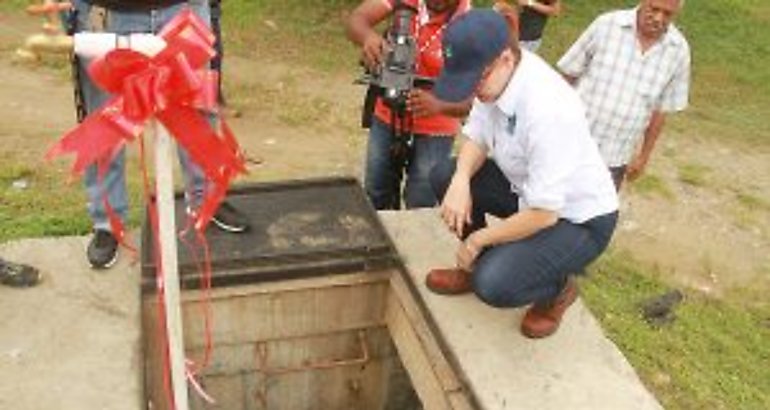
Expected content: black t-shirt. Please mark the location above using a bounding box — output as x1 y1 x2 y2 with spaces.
519 1 554 42
86 0 187 11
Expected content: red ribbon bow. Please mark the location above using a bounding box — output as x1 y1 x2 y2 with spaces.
47 9 246 234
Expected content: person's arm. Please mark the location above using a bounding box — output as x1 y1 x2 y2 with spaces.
557 12 603 86
518 0 562 17
441 138 487 239
472 209 557 245
457 208 557 270
408 89 473 118
626 110 666 182
346 0 392 70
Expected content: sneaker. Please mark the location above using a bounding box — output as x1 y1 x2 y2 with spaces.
211 201 250 233
87 229 119 269
0 259 41 288
520 277 578 339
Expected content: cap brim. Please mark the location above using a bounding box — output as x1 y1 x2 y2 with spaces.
433 67 484 103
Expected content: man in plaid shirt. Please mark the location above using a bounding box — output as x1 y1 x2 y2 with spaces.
557 0 690 190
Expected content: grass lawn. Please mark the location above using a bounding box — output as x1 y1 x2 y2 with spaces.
1 1 768 408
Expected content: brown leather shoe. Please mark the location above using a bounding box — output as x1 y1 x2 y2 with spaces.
425 268 472 295
521 278 578 339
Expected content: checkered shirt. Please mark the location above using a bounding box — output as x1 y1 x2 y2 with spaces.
557 8 691 167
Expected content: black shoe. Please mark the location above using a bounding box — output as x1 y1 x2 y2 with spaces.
87 229 119 269
0 259 41 288
211 201 250 233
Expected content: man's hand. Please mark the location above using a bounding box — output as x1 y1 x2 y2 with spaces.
441 174 473 238
408 89 442 118
361 32 387 71
456 233 484 271
626 154 649 182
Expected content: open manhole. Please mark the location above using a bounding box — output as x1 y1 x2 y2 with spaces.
141 178 472 409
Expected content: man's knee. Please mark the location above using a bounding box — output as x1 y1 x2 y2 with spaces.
472 263 531 308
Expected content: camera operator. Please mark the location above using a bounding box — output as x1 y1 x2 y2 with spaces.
347 0 471 210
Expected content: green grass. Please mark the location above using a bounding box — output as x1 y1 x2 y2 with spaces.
632 172 675 199
677 162 711 187
583 251 770 410
0 154 147 243
729 189 770 231
735 191 770 212
0 0 28 12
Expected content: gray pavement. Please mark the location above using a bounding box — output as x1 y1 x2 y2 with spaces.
0 236 142 410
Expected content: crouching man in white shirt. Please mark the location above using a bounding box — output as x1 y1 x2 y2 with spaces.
424 9 619 339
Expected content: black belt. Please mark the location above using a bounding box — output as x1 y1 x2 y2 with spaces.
85 0 188 11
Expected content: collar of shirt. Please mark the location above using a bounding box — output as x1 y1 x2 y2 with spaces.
415 0 470 26
617 7 683 48
493 50 535 119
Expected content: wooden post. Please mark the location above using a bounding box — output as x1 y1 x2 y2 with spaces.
153 119 190 410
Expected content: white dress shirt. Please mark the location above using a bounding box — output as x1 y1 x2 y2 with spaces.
463 50 618 224
557 8 691 167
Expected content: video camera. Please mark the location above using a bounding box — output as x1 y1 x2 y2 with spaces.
358 1 432 127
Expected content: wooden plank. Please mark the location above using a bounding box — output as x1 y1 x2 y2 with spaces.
154 120 190 410
179 271 390 302
385 290 452 410
175 275 391 348
448 391 476 410
389 273 466 394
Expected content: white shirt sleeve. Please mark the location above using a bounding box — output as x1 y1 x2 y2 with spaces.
521 112 582 213
461 100 492 152
557 15 603 78
657 43 691 112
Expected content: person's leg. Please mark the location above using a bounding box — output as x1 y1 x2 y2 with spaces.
209 0 225 105
429 158 519 236
609 165 627 192
404 135 453 209
151 2 248 232
471 212 618 337
364 118 399 210
75 1 129 230
72 0 129 268
472 222 592 307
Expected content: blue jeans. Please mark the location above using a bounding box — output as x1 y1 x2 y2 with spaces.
430 158 618 307
73 0 210 230
365 118 453 210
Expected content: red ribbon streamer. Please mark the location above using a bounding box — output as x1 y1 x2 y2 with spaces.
47 10 239 408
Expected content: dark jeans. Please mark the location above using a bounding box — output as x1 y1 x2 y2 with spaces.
365 118 453 210
609 165 626 192
429 158 618 307
210 0 224 104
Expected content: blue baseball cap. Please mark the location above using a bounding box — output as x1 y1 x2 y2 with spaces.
434 9 511 102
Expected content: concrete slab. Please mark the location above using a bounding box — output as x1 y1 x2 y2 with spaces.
0 209 660 410
379 209 662 410
0 236 142 410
